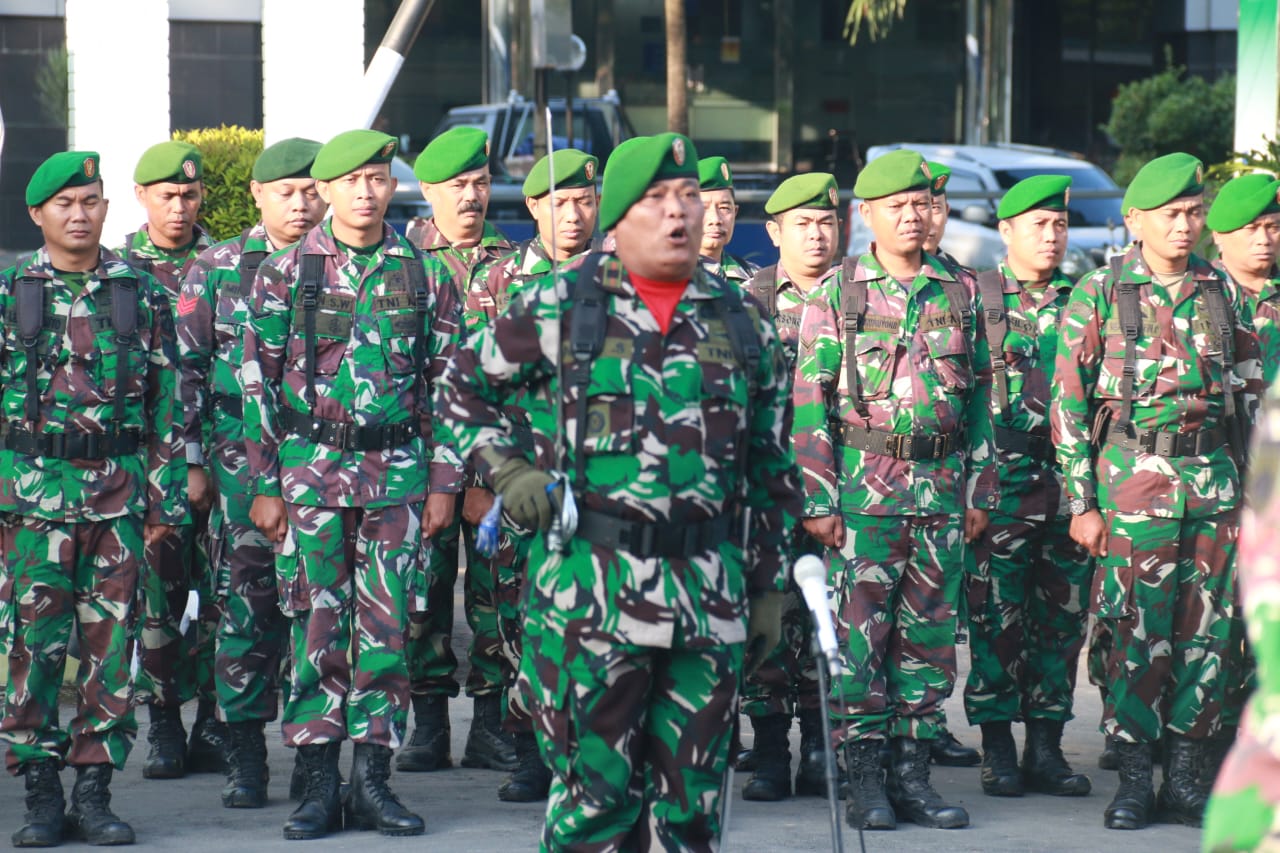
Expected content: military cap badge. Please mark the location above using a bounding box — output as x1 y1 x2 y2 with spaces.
720 162 730 181
1064 188 1071 205
585 160 596 180
1195 165 1204 184
381 141 396 158
672 138 686 166
829 187 839 206
83 157 96 178
933 175 946 193
182 159 197 179
920 161 932 180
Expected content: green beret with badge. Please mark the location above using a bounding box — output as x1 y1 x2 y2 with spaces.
1207 173 1280 233
598 132 699 232
764 172 840 215
926 161 952 196
253 137 323 184
997 174 1073 220
414 126 490 183
311 129 398 181
1122 152 1204 213
134 140 202 185
522 148 598 198
854 150 932 200
698 156 735 191
26 150 101 207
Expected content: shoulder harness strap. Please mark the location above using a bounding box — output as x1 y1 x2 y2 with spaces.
839 257 871 422
109 273 140 428
976 269 1010 422
1112 255 1142 435
746 264 779 319
405 242 430 413
15 275 45 423
238 229 269 298
299 252 326 412
710 276 763 497
1197 275 1238 422
567 252 607 486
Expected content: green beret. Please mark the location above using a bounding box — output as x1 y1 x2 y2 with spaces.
1207 173 1280 233
599 133 699 231
134 141 202 185
854 150 932 200
521 148 598 198
1122 152 1204 213
926 161 952 196
698 156 735 191
26 150 101 207
997 174 1073 220
765 173 840 215
414 126 489 183
253 137 323 184
311 129 398 181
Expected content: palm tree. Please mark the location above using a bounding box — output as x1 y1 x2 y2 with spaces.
845 0 909 43
665 0 688 133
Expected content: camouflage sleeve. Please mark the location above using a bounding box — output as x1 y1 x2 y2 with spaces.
790 272 842 517
463 258 499 334
142 275 188 525
422 256 465 493
1228 281 1264 426
1051 270 1105 503
176 252 218 464
962 272 999 510
241 253 293 498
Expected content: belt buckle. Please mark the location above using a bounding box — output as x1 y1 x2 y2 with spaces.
48 432 66 458
84 432 100 459
931 435 947 459
1138 431 1157 454
888 433 907 459
331 421 352 449
1154 431 1177 457
631 523 657 558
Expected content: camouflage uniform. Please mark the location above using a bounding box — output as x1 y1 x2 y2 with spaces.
699 252 757 287
1051 245 1262 745
439 253 801 850
792 251 998 745
241 221 463 747
0 247 185 771
964 263 1093 725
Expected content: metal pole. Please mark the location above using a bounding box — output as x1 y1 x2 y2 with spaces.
356 0 435 128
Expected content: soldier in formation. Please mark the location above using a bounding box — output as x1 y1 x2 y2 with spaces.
697 155 757 283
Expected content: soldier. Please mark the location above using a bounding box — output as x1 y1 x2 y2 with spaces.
120 140 222 779
737 172 840 802
1 151 186 846
961 175 1094 799
698 155 757 283
176 138 327 809
399 126 517 775
1051 152 1262 830
793 149 998 831
241 129 461 839
438 132 801 850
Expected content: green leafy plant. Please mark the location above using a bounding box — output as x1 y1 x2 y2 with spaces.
35 46 68 129
172 125 264 241
1206 136 1280 188
844 0 909 44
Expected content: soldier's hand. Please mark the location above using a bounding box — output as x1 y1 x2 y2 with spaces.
802 515 846 550
963 508 989 543
144 524 174 547
187 465 214 513
744 591 784 676
461 487 496 526
1069 509 1109 557
492 459 556 531
250 495 289 543
423 492 457 537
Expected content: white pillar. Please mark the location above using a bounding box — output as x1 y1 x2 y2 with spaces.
262 0 366 144
66 0 171 247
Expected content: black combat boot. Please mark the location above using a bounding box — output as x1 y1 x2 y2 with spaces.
142 703 186 779
223 721 269 808
1157 734 1210 826
283 743 342 840
887 737 969 828
344 743 425 836
396 694 452 772
930 726 981 767
1104 741 1155 830
291 742 346 802
1098 735 1120 770
498 732 552 802
461 694 518 771
844 741 895 830
187 698 229 774
1022 719 1090 796
979 721 1024 797
794 709 828 797
731 716 755 771
11 758 65 848
65 764 135 846
741 714 792 801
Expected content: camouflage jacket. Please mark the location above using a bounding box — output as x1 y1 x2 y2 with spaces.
1216 261 1280 391
983 261 1074 521
792 249 1000 518
466 236 579 333
700 252 758 286
438 254 803 644
747 263 820 371
241 221 464 508
406 217 516 301
0 247 186 524
1051 244 1263 519
118 224 214 300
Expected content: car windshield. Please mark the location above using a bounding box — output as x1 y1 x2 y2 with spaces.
994 167 1123 229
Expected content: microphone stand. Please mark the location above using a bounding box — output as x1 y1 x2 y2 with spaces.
811 634 849 853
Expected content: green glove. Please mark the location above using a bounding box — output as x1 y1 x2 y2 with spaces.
744 591 784 676
491 458 557 531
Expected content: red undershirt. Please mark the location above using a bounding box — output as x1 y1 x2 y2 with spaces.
629 273 689 334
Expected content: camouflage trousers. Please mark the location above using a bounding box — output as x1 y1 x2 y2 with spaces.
0 515 140 771
830 513 963 744
741 532 820 719
135 513 217 708
1094 510 1238 743
963 512 1093 724
277 502 422 747
406 501 504 698
494 517 531 733
522 635 742 852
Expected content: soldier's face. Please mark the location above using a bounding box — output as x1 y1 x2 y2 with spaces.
1126 196 1205 266
612 176 704 281
999 208 1068 279
135 181 202 248
422 166 491 237
29 182 108 255
765 208 839 278
700 189 738 257
525 186 597 260
252 177 328 246
316 164 396 234
860 190 932 258
925 195 950 253
1214 213 1280 279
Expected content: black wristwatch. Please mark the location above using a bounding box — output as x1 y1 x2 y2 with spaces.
1068 497 1098 516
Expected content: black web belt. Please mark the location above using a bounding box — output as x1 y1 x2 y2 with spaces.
834 422 963 460
0 423 141 460
575 509 736 559
993 426 1053 462
1101 421 1229 458
280 406 419 452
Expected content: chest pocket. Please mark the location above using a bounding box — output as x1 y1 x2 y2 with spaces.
923 318 972 393
1102 305 1161 397
575 335 636 456
2 305 64 365
847 312 899 402
289 292 353 376
698 319 750 462
374 291 421 375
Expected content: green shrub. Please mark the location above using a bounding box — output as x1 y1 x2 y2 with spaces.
172 125 264 241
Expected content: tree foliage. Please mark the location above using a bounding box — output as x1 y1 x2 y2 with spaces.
35 46 68 129
172 125 264 242
844 0 909 44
